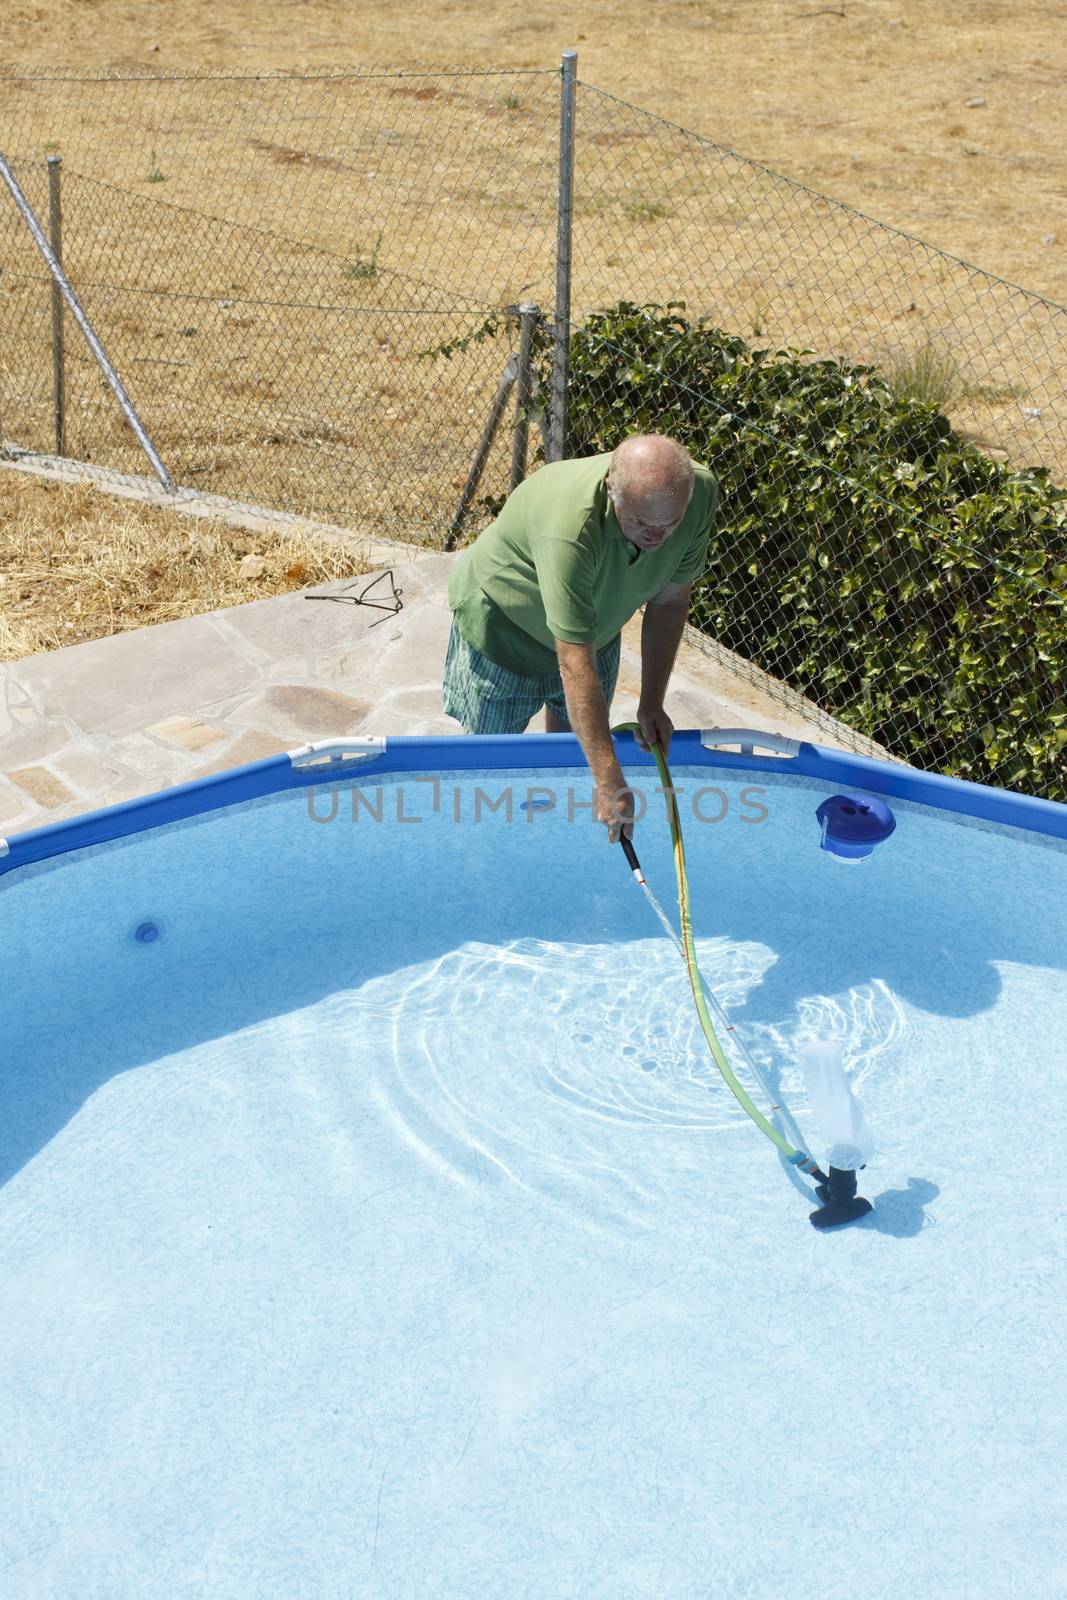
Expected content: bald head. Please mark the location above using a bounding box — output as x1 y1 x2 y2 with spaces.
607 434 694 552
610 435 693 500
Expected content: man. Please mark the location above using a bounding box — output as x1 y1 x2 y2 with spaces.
443 433 718 843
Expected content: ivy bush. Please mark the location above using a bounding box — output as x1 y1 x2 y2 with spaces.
538 302 1067 801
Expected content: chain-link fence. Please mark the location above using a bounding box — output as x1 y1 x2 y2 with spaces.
0 67 563 533
570 83 1067 473
1 62 1064 798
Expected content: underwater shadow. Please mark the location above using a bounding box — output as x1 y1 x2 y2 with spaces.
859 1176 941 1237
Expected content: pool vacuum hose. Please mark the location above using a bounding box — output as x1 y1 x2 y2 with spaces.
611 723 874 1230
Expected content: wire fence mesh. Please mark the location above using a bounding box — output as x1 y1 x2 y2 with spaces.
569 84 1067 474
1 64 1064 798
0 67 562 534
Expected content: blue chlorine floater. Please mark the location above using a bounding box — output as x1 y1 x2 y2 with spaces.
816 793 896 862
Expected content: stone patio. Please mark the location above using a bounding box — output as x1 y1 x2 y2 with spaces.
1 517 889 843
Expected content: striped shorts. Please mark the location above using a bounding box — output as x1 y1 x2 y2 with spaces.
442 619 622 735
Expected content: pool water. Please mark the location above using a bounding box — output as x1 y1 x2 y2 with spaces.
2 766 1065 1597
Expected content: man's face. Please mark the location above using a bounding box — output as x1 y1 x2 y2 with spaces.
607 476 691 551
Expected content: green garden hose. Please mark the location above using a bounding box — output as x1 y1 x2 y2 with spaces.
611 721 825 1178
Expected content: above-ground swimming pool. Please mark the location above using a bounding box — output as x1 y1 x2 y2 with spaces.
2 728 1066 1599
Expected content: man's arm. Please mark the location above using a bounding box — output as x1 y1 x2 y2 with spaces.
641 581 690 704
637 580 691 756
555 638 632 841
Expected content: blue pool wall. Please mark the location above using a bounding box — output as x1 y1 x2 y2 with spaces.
2 729 1066 878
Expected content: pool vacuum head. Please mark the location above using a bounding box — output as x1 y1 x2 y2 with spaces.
810 1165 874 1230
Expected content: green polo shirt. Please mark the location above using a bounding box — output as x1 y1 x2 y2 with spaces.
447 452 718 677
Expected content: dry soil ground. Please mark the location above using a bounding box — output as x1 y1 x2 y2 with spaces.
5 0 1064 298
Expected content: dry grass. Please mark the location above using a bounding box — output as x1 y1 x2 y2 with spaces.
2 59 1061 511
1 1 1065 659
883 337 966 411
0 471 369 661
4 2 1065 304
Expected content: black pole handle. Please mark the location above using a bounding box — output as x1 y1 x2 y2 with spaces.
619 834 641 874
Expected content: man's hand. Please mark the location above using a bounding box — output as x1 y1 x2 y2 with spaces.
596 779 635 843
635 702 675 760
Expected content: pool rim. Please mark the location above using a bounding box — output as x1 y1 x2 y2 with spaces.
2 726 1065 877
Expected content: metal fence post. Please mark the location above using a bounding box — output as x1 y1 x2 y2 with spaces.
0 151 174 492
510 302 540 491
548 49 577 463
47 155 65 457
